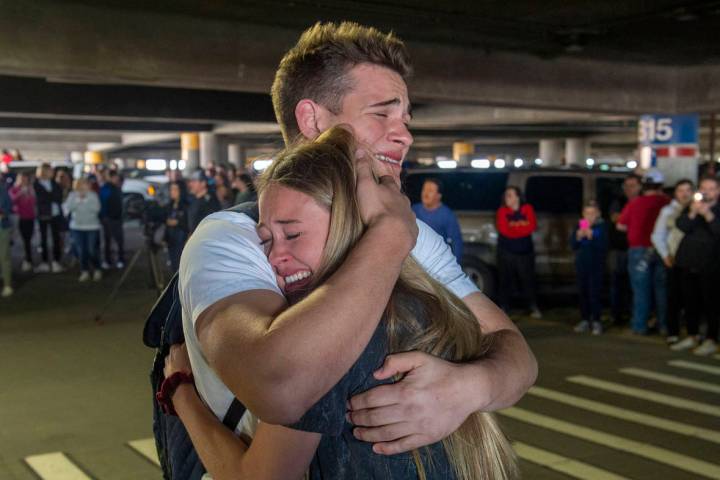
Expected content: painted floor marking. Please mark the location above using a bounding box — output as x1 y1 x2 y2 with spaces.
501 407 720 479
669 359 720 376
127 438 161 467
24 452 92 480
529 386 720 444
620 367 720 394
567 375 720 417
514 441 629 480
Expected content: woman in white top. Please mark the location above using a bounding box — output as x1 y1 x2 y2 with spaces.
63 178 102 282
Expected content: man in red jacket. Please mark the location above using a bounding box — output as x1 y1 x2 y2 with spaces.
495 186 541 318
618 169 670 335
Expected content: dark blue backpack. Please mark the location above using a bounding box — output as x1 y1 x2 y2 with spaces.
143 202 257 479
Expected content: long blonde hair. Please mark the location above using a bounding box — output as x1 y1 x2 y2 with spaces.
259 126 518 480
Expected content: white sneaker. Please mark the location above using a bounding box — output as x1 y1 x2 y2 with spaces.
21 260 32 272
574 320 589 333
693 339 718 356
530 308 543 319
101 262 111 270
93 270 103 281
35 262 50 273
51 261 64 273
670 336 699 351
116 261 125 269
1 286 13 298
591 322 603 336
78 271 90 282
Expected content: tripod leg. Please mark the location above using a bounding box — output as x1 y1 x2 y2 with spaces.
93 247 144 323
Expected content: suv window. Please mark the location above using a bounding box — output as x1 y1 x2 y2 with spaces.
525 176 583 214
595 177 625 217
403 171 509 211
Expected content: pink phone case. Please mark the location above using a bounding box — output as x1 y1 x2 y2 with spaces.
579 219 590 229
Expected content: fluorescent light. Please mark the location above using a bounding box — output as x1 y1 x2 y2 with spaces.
626 160 638 169
586 158 595 166
534 158 543 165
600 164 610 171
471 159 491 169
494 159 506 169
253 159 273 171
146 159 167 171
178 160 187 170
169 160 178 170
513 158 524 168
437 160 457 169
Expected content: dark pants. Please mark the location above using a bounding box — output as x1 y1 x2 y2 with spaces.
166 228 187 273
102 218 125 264
38 215 63 263
18 218 35 262
666 266 685 337
577 265 603 323
681 269 718 340
497 249 537 311
628 247 667 334
609 249 631 324
71 229 100 271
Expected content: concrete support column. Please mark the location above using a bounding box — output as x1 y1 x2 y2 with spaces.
539 139 563 166
200 132 218 169
228 143 246 170
565 138 589 166
181 133 200 172
452 142 474 166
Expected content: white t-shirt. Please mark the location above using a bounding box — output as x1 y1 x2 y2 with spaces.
179 210 478 430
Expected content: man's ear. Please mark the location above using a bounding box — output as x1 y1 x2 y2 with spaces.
295 99 326 140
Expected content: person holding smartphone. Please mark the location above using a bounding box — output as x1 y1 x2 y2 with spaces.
571 200 608 335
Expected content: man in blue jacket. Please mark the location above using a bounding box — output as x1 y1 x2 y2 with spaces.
412 178 464 263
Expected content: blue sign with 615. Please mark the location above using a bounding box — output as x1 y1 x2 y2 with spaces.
638 114 699 145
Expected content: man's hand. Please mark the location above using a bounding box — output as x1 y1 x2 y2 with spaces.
663 255 674 268
355 154 417 253
347 351 482 455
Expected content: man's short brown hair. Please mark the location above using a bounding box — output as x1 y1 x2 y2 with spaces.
271 21 412 145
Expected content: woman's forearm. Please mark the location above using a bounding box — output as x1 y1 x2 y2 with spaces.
172 384 249 480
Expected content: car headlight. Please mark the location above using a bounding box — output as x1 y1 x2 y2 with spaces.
147 185 156 197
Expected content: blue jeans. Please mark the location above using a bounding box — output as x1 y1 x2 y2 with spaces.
71 229 100 271
627 247 667 334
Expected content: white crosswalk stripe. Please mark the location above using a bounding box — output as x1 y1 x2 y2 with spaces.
127 438 161 467
620 367 720 394
24 452 92 480
528 386 720 444
669 359 720 376
567 375 720 417
514 441 630 480
501 407 720 479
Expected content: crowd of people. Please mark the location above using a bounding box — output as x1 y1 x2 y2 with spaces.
493 169 719 356
0 161 259 298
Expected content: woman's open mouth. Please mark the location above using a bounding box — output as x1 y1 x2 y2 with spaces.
283 270 312 293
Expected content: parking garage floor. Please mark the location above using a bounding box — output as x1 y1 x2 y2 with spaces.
1 225 719 480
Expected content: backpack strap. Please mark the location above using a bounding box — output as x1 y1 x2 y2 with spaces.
222 398 247 431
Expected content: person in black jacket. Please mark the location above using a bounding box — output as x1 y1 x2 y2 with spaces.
164 181 189 273
33 163 65 273
99 170 125 269
674 176 720 356
186 170 220 234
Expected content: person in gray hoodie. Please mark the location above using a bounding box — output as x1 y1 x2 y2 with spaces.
63 178 102 282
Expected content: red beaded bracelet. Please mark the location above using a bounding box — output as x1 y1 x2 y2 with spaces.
156 372 194 416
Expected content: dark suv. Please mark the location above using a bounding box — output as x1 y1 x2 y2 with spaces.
403 167 627 299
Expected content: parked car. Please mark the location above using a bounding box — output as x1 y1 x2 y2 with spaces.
402 167 627 299
120 169 168 219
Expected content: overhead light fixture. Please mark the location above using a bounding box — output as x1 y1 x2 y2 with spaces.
586 158 595 167
513 158 524 168
626 160 638 169
471 159 491 169
253 159 273 171
494 159 506 169
437 160 457 169
534 158 543 166
178 160 187 170
146 159 167 171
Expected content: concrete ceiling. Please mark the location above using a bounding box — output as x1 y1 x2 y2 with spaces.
0 0 717 161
